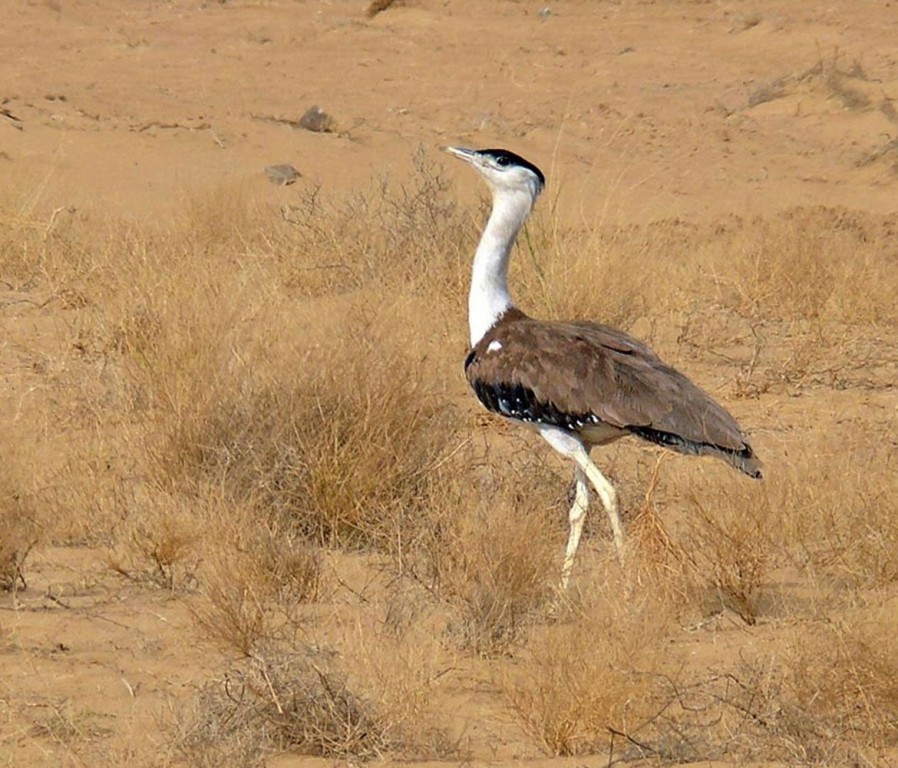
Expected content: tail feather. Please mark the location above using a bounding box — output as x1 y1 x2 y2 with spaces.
629 425 762 479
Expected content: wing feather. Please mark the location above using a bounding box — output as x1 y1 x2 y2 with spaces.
466 314 755 457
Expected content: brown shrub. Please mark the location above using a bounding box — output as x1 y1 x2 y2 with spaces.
171 615 452 766
275 146 471 303
144 310 458 552
397 448 563 656
171 649 397 765
504 576 674 756
191 508 321 656
0 432 41 591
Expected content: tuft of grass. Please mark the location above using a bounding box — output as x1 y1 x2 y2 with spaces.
745 50 872 113
107 494 201 591
399 451 562 656
171 628 452 766
29 702 115 745
171 650 395 765
747 77 788 108
0 196 85 290
191 510 321 657
682 486 771 625
0 433 41 592
799 49 872 111
147 310 458 552
504 580 674 756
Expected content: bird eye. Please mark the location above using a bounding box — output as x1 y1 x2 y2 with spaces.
495 155 509 167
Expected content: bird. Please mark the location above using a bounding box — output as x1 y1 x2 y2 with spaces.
443 146 762 590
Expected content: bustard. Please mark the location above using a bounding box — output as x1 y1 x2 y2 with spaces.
445 146 761 590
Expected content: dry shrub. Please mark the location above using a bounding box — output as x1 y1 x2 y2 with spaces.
513 593 898 764
781 611 898 755
592 612 898 765
399 453 562 655
107 493 202 590
171 649 395 766
651 424 898 626
0 193 87 290
0 432 41 591
28 701 115 745
74 162 464 558
172 615 450 766
627 458 695 605
147 309 457 552
333 608 454 756
681 483 772 625
703 207 898 326
514 212 686 334
527 208 898 374
678 613 898 764
192 510 320 656
0 497 38 592
504 577 674 756
275 146 471 302
178 181 265 258
697 428 898 593
776 433 898 590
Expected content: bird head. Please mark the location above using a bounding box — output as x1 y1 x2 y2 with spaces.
443 146 545 204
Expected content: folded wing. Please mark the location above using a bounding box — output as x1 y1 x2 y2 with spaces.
465 310 761 478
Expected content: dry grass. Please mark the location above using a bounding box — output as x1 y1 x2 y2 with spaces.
0 428 41 592
275 147 470 303
746 50 875 113
169 649 403 765
698 429 897 593
504 580 675 756
414 454 563 655
1 153 897 766
171 610 452 766
145 309 457 551
651 613 898 764
191 506 321 656
620 424 898 630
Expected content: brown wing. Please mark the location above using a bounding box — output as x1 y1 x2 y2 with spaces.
466 310 761 477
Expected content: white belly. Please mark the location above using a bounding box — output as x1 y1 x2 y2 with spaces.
523 418 626 447
579 422 627 446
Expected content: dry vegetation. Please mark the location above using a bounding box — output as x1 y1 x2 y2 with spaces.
1 151 897 767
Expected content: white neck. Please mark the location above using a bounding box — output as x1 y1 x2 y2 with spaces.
468 188 534 346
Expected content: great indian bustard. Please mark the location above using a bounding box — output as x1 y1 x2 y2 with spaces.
444 146 762 590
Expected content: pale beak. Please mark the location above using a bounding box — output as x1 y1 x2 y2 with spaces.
442 146 478 163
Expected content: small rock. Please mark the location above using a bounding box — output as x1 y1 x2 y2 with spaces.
264 164 301 186
366 0 397 18
298 105 335 133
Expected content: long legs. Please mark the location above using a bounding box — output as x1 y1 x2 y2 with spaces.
539 425 625 588
560 465 589 591
570 448 625 562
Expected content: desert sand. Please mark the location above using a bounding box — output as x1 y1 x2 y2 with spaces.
1 1 897 766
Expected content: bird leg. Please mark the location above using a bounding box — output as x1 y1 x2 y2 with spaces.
538 426 627 585
571 449 625 563
560 465 589 591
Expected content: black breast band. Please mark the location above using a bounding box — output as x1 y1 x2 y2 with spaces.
470 377 597 433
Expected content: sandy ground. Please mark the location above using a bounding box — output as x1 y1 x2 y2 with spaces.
2 1 898 766
3 0 897 223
